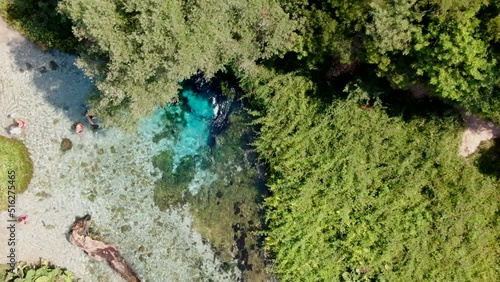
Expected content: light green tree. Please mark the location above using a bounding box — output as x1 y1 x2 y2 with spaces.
59 0 296 126
251 80 500 281
412 10 498 115
364 0 420 78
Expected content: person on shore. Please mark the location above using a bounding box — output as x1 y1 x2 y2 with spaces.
7 113 26 135
16 215 27 224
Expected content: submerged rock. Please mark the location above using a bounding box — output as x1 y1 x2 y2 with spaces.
121 225 132 233
49 60 59 70
60 138 73 153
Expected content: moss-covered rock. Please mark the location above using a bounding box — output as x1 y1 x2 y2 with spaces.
0 136 33 211
60 138 73 153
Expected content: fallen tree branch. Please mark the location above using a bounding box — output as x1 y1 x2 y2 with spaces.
69 214 141 282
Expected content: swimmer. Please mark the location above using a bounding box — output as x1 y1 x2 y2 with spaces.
84 110 99 130
75 122 85 134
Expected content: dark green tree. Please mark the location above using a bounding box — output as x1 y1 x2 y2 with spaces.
0 0 77 51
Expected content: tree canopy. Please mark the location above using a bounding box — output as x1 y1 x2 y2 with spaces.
3 0 500 280
58 0 296 126
249 76 500 280
279 0 500 121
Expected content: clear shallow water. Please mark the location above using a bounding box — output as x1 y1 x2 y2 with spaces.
142 80 271 277
0 38 240 280
139 82 268 280
171 90 213 167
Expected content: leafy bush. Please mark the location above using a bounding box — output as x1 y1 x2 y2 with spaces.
252 76 500 281
0 260 74 282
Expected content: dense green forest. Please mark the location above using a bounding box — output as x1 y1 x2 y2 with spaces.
2 0 500 280
246 74 499 280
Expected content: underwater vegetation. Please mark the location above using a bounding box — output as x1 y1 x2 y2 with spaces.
153 151 197 208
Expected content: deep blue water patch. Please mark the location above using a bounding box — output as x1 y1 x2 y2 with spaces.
139 79 235 195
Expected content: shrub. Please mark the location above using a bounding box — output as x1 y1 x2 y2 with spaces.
0 0 78 52
0 259 74 282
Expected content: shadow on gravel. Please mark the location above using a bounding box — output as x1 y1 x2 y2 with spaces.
7 35 93 125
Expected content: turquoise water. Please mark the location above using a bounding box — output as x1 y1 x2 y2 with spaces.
173 89 214 166
139 88 219 194
138 83 267 279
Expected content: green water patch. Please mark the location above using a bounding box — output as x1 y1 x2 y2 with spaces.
191 111 269 281
144 81 270 280
153 151 197 207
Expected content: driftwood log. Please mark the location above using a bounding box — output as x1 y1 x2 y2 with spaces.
69 214 141 282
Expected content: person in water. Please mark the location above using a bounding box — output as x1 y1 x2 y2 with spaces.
84 109 99 130
74 122 85 134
